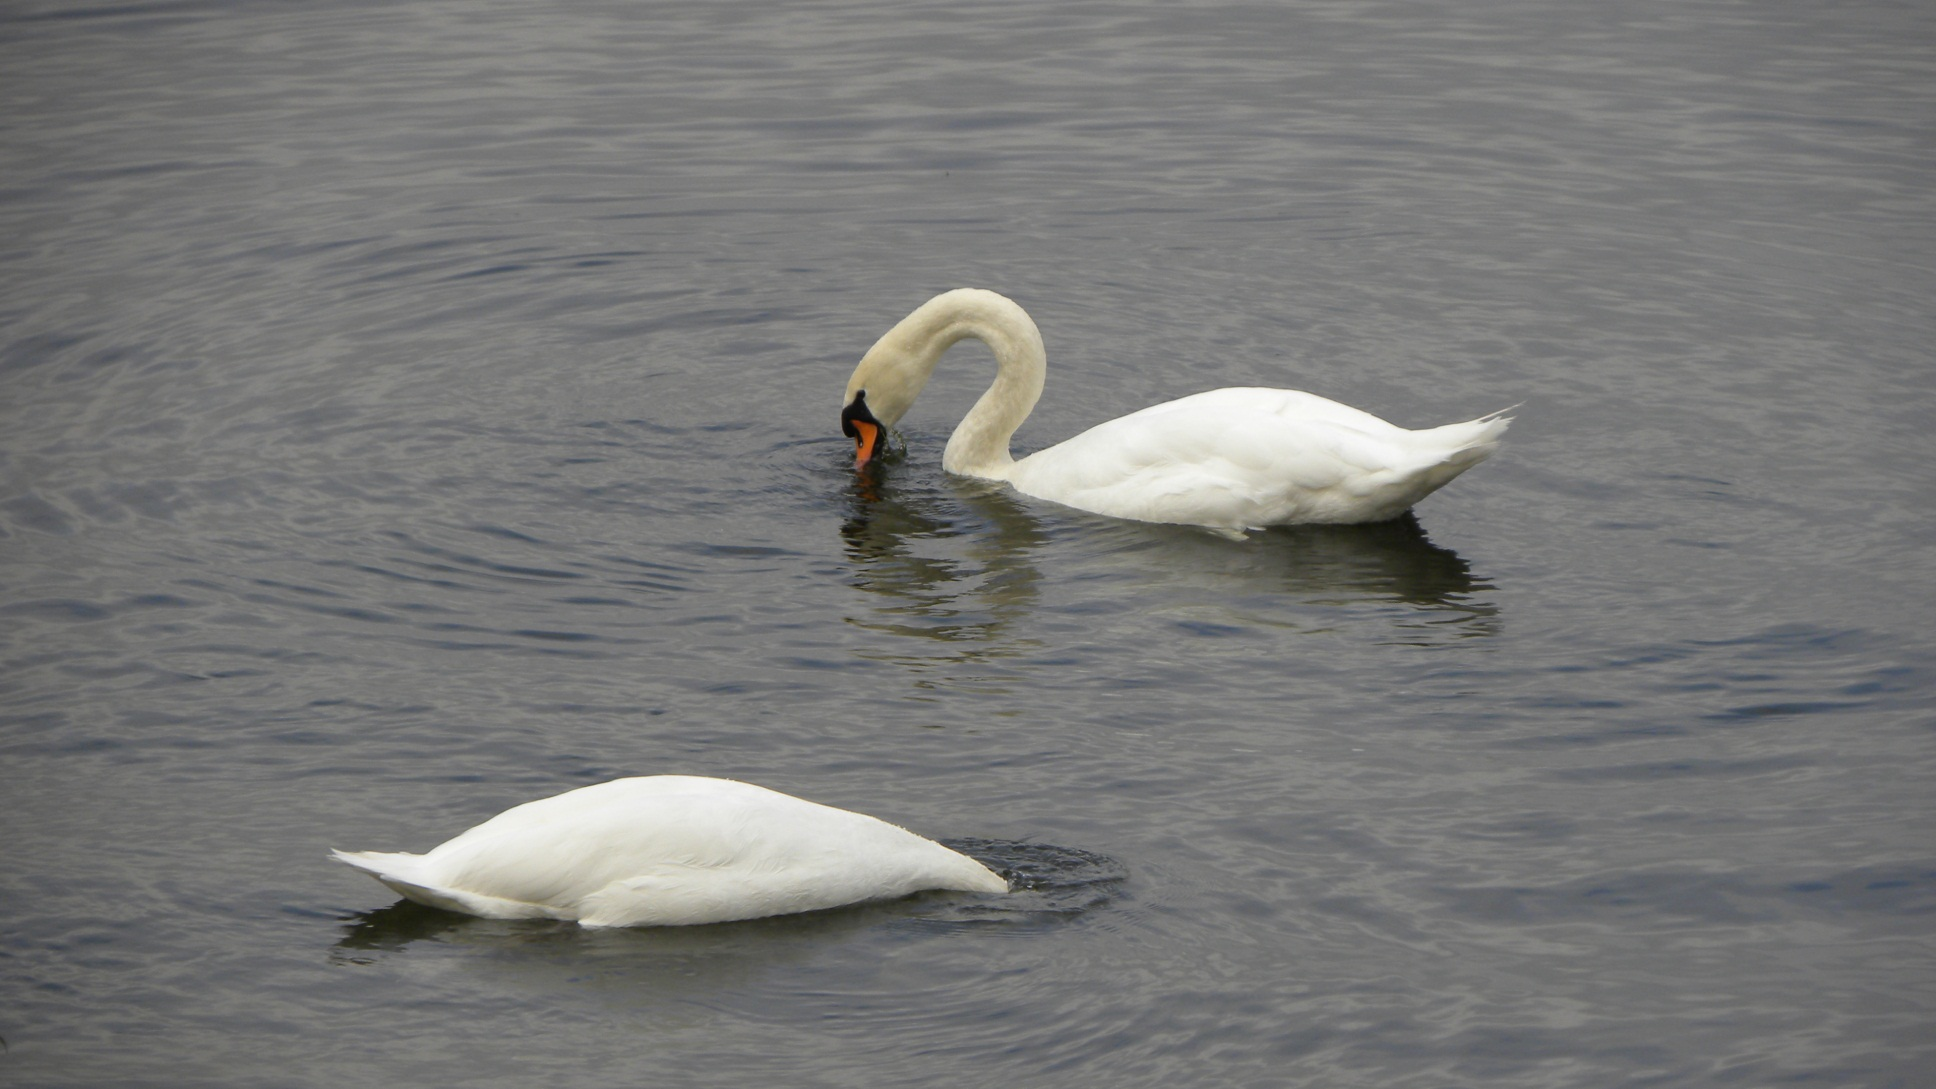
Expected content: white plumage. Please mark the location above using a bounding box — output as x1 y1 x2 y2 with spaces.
840 289 1511 536
332 776 1008 927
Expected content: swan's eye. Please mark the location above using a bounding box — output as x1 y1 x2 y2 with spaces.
840 389 875 439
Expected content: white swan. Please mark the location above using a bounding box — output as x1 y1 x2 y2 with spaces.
331 776 1008 927
841 289 1511 536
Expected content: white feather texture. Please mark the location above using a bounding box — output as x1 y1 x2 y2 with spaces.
842 289 1511 535
332 776 1008 927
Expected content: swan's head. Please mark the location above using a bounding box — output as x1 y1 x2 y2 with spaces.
840 335 927 469
840 389 891 468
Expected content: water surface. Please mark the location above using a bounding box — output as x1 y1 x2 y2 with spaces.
2 1 1932 1086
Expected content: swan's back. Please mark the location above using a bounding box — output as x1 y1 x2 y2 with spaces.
332 776 1007 927
1006 387 1510 529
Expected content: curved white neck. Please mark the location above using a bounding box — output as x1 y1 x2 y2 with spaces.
844 289 1046 479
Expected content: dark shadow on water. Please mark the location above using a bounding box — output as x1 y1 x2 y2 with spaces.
1291 514 1478 603
332 899 483 958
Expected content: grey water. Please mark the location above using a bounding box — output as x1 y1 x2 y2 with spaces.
2 0 1932 1085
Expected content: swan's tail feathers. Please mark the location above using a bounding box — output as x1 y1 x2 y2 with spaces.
1421 406 1514 468
330 848 450 904
331 848 424 880
1477 402 1519 430
331 848 558 920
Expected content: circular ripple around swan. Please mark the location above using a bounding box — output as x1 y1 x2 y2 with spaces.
937 838 1130 921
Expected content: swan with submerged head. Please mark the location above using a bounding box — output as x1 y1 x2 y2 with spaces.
841 289 1511 537
332 775 1008 927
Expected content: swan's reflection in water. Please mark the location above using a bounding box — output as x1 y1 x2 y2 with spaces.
331 894 913 964
842 459 1501 652
840 469 1048 647
1099 511 1495 605
326 896 929 1025
1097 511 1502 644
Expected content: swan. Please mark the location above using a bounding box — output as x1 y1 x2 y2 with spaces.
331 775 1008 927
840 289 1511 536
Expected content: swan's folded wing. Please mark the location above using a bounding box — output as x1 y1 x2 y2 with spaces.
1012 402 1390 527
575 862 888 928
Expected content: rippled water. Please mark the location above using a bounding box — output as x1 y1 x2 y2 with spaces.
3 1 1932 1086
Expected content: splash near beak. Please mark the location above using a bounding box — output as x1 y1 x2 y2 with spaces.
841 391 885 469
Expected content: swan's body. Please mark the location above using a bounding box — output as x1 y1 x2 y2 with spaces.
331 776 1008 927
840 289 1511 535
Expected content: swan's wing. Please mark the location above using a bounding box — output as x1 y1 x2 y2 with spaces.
1102 387 1405 436
576 860 895 927
1010 389 1434 527
578 829 1005 927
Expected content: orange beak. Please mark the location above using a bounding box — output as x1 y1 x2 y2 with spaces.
851 419 882 468
841 391 886 470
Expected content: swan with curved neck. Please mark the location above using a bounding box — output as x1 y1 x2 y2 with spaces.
841 288 1511 534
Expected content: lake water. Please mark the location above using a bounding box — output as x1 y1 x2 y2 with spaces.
2 1 1932 1086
